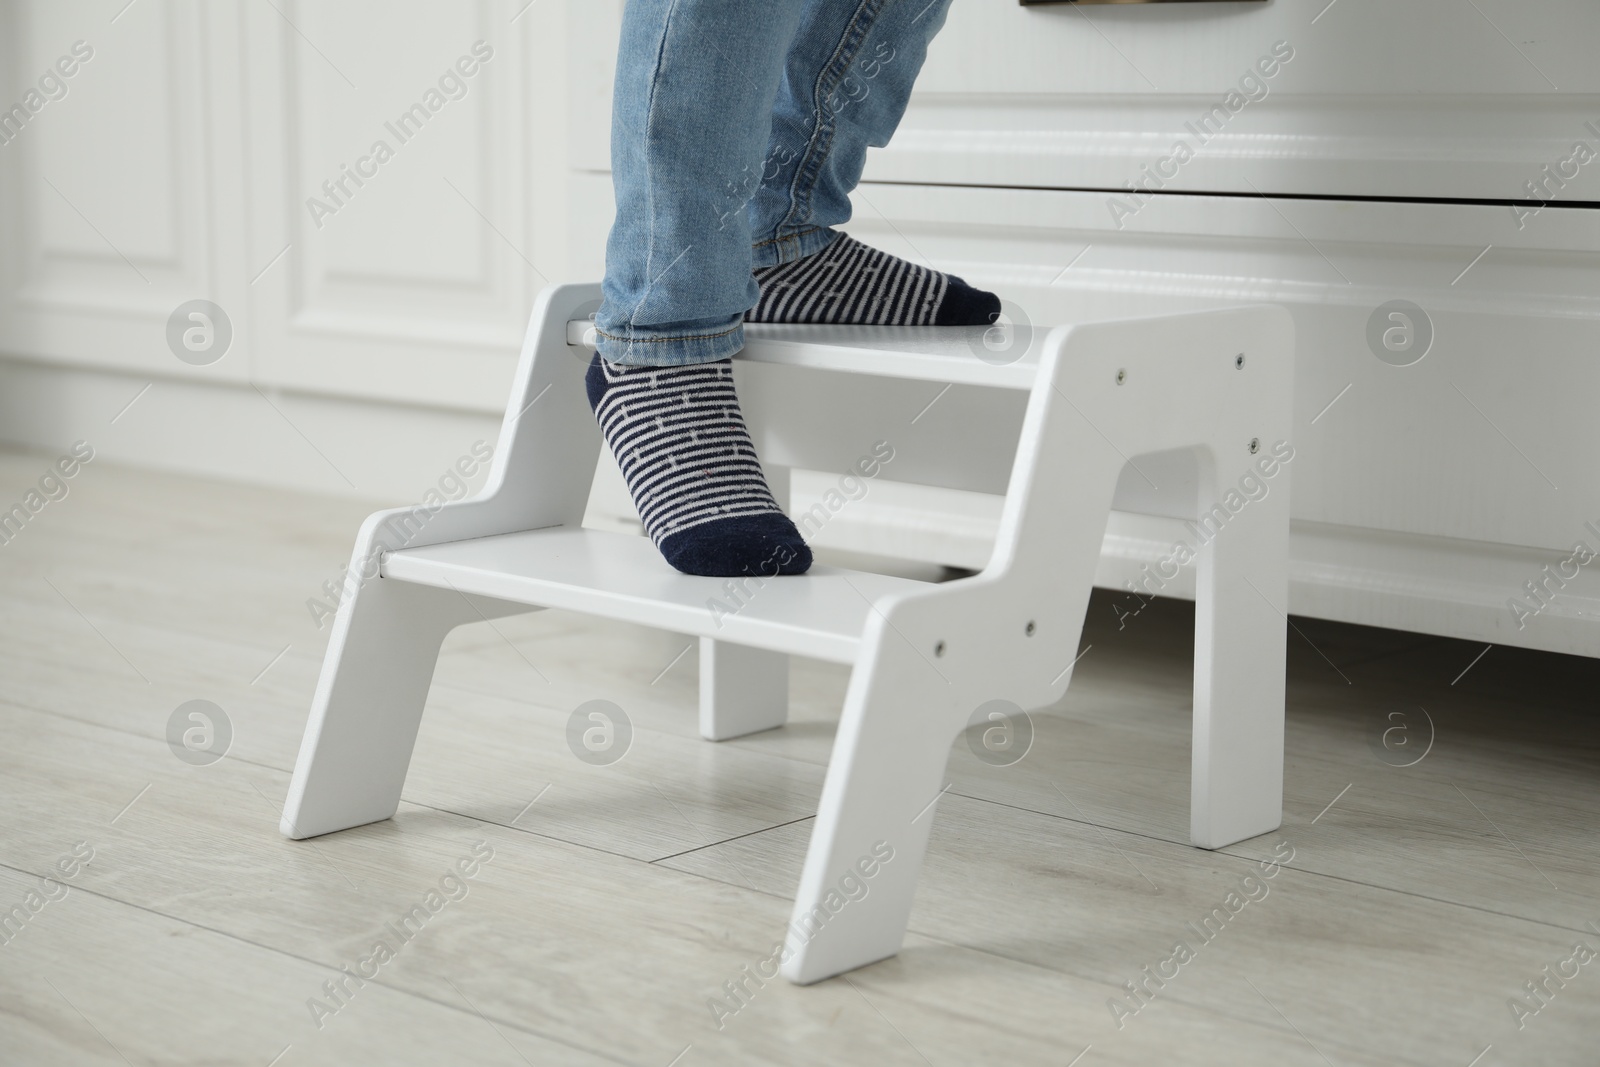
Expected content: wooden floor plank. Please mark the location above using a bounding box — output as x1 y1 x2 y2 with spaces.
0 866 623 1067
657 794 1600 1067
0 709 1395 1067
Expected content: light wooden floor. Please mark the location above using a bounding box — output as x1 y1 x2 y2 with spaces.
2 447 1597 1067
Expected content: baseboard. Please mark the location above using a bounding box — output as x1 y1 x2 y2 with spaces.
792 477 1600 660
0 356 503 504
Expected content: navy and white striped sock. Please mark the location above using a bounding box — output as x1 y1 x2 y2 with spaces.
585 354 812 577
747 232 1000 326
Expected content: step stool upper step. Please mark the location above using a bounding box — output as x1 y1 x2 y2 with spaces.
567 319 1039 391
381 527 932 663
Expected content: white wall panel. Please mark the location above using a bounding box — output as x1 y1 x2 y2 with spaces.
0 0 245 380
242 0 566 410
0 0 582 538
1 0 575 413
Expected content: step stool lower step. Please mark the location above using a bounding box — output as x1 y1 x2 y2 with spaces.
381 526 931 664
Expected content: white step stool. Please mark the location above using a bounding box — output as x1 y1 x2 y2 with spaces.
281 282 1294 985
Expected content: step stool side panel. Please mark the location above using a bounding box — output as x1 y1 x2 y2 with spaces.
781 616 955 984
1191 446 1290 848
1190 312 1295 848
282 283 603 839
281 566 532 839
983 327 1135 711
784 309 1295 979
379 282 606 554
1047 306 1295 849
474 281 606 533
783 335 1137 984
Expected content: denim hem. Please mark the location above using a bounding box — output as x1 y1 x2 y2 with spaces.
750 226 841 268
594 322 744 367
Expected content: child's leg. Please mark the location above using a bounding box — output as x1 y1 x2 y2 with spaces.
593 1 810 577
746 0 999 326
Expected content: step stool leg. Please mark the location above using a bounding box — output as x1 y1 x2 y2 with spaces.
699 638 788 741
1189 466 1289 849
781 629 958 984
281 579 529 839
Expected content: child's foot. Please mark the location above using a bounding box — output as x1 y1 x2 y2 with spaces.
747 232 1000 326
586 354 812 578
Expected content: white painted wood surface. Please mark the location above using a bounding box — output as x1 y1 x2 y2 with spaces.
566 318 1041 390
385 527 927 665
282 282 1295 984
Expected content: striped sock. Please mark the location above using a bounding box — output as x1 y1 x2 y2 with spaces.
747 232 1000 326
585 354 812 577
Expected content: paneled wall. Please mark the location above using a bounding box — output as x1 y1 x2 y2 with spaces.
0 0 579 500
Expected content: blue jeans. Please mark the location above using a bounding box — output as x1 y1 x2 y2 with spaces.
595 0 954 366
